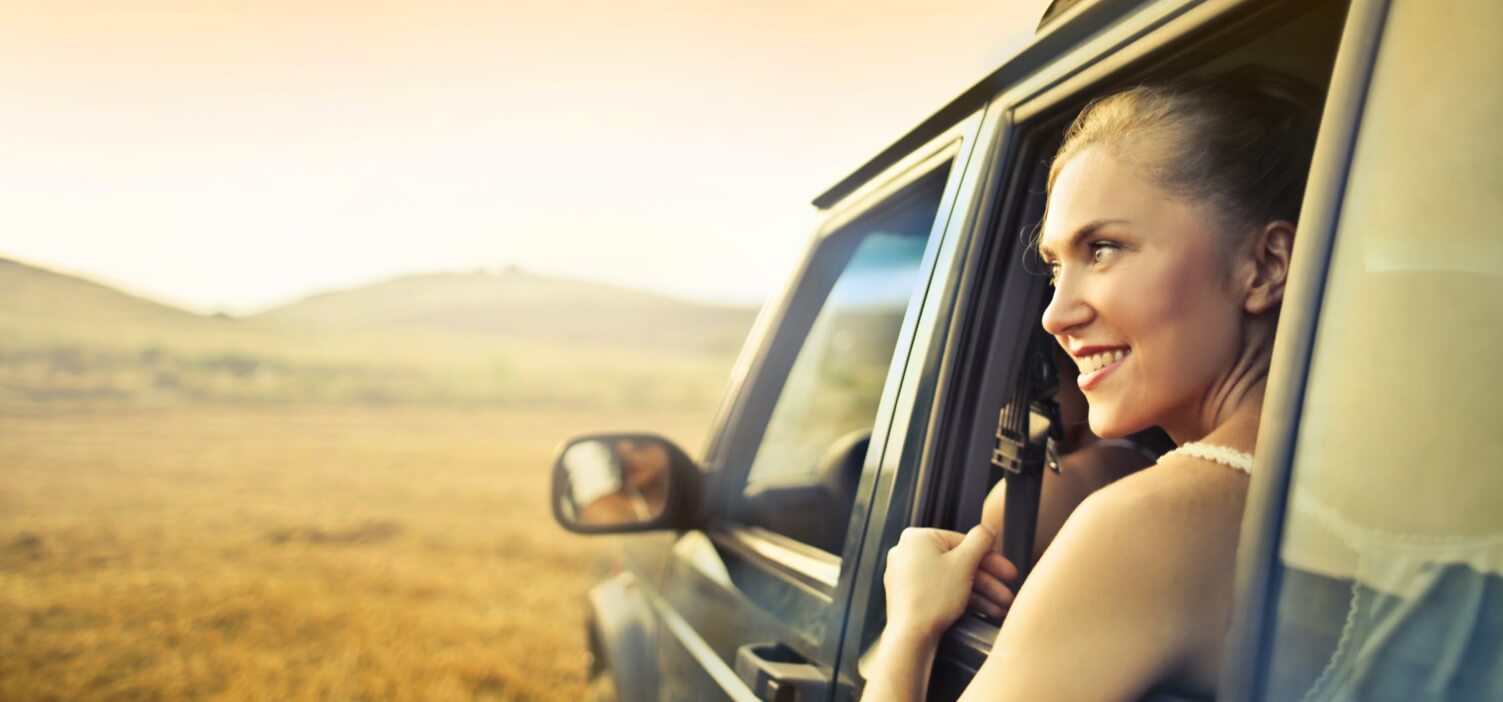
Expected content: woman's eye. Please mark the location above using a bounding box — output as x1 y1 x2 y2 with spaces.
1047 261 1061 286
1089 242 1121 265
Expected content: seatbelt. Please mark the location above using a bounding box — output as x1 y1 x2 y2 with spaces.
991 332 1063 584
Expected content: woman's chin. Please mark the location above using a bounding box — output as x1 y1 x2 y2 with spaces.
1087 408 1145 440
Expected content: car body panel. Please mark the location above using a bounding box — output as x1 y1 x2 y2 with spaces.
588 572 660 702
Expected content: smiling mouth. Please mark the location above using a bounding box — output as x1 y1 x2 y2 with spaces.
1075 347 1130 390
1078 348 1128 373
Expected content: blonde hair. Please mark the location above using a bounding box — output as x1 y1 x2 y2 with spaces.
1048 71 1322 236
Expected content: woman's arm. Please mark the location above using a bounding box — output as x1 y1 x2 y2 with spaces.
864 526 1017 701
864 627 942 702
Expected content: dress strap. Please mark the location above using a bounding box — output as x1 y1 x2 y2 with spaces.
1165 441 1253 474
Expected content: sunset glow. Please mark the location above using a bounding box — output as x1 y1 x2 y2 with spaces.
0 0 1045 314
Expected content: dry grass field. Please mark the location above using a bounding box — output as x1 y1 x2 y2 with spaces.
0 405 714 701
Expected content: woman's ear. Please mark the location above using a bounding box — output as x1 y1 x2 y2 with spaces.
1243 220 1295 314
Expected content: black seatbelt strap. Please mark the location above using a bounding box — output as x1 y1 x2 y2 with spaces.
991 332 1063 584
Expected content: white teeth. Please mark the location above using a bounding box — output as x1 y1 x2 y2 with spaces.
1081 349 1128 373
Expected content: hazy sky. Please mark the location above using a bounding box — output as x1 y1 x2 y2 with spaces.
1 0 1045 314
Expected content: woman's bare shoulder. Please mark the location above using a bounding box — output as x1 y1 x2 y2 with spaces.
1053 456 1249 598
996 451 1253 620
976 457 1246 697
1094 452 1251 524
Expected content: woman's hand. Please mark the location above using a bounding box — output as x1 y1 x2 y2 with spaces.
884 525 1018 643
866 525 1019 701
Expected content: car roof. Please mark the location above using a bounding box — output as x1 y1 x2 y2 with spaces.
811 0 1152 210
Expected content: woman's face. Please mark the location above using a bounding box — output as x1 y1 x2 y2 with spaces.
1039 147 1245 439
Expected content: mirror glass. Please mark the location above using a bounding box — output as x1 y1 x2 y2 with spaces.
556 437 673 528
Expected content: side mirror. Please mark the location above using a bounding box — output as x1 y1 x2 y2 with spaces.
551 433 701 534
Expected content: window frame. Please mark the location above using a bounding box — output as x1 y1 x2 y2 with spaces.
643 114 993 700
646 127 982 701
697 112 987 598
735 176 947 502
700 139 961 574
701 145 962 501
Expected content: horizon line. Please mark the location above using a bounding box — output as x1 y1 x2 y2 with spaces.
1 252 769 320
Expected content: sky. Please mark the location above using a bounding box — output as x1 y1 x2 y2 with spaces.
0 0 1046 315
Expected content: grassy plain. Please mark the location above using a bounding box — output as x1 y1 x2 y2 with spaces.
0 405 715 701
0 258 749 699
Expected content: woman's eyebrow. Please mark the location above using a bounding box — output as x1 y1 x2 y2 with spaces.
1038 218 1130 260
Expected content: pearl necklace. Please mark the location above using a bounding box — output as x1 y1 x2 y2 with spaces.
1164 441 1254 474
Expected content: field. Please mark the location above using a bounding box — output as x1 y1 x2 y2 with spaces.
0 405 715 701
0 258 749 700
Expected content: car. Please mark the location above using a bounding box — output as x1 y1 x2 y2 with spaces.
547 0 1503 700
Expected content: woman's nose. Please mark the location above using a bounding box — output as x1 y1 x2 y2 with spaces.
1041 275 1092 336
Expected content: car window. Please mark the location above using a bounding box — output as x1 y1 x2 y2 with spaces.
1263 2 1503 699
734 166 948 554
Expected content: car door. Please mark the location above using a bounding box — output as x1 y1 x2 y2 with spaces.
1221 0 1503 699
649 111 993 702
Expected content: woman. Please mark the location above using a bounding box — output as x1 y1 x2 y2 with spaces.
866 73 1319 700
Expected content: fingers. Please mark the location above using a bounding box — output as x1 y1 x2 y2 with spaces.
887 528 960 582
902 526 966 549
969 565 1016 623
973 568 1015 609
893 527 1013 579
979 552 1020 583
887 526 1019 628
952 525 996 569
968 593 1007 621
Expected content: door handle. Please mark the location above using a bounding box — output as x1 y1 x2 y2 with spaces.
734 642 830 702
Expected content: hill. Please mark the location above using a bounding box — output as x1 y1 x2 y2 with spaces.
252 268 757 354
0 258 755 408
0 257 259 353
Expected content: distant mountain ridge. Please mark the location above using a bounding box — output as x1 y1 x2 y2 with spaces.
0 257 756 353
251 268 757 353
0 256 250 351
0 256 206 324
0 256 755 407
